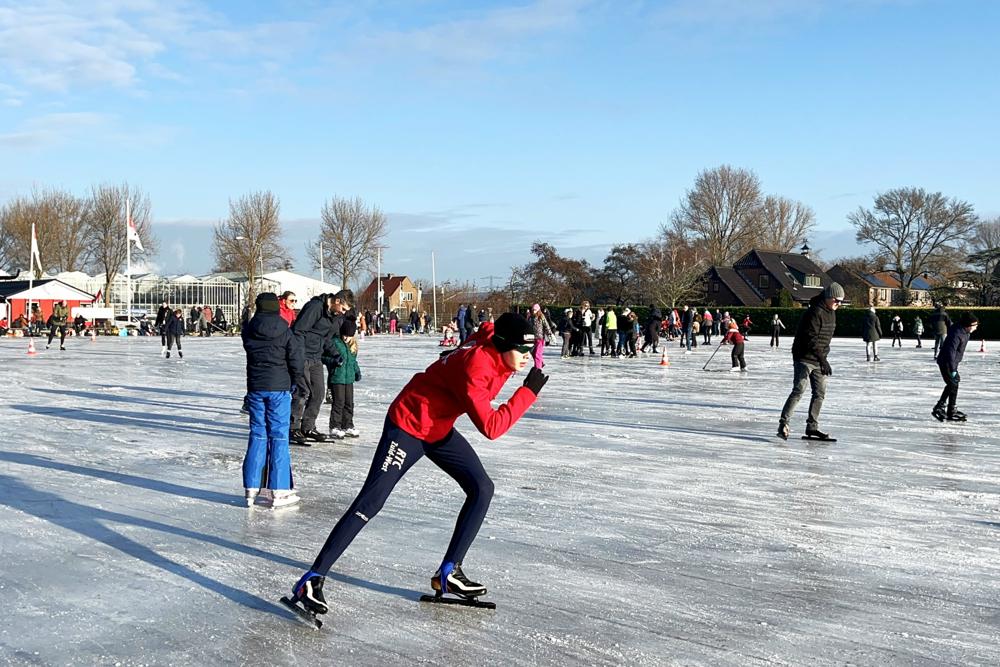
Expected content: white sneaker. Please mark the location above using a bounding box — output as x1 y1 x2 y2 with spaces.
161 346 167 356
328 428 345 439
244 488 259 507
729 366 740 372
270 490 300 508
344 428 360 438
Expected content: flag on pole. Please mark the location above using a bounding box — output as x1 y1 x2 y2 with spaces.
30 222 41 268
126 199 144 252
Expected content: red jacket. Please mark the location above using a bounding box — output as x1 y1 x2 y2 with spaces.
388 322 537 442
724 328 745 345
279 301 296 326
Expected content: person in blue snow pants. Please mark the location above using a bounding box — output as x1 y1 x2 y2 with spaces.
241 292 304 507
243 391 293 490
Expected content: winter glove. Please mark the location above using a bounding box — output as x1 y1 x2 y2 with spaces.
522 367 549 396
355 369 362 382
951 371 960 383
334 353 345 368
290 384 298 396
820 359 833 376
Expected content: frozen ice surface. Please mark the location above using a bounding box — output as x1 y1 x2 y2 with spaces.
1 334 999 666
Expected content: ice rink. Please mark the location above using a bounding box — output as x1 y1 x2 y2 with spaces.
1 332 998 666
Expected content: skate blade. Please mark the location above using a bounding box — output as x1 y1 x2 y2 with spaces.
420 593 496 610
801 436 837 443
280 596 323 629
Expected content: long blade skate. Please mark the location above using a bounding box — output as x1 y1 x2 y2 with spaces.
280 596 323 629
801 435 837 442
419 591 496 610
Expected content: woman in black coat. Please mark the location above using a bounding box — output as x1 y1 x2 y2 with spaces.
862 307 882 362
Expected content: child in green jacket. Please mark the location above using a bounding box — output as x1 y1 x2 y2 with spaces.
323 318 361 439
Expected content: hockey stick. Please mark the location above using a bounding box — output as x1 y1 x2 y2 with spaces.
702 339 726 371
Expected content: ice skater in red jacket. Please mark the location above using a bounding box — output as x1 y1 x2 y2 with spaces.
724 320 747 372
287 313 548 617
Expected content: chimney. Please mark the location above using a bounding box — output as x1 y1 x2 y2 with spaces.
386 272 392 280
800 241 811 257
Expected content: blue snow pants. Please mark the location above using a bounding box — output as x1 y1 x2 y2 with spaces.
311 417 494 575
242 390 293 490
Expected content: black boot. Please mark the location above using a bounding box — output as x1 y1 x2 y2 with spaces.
301 428 327 442
292 571 329 614
290 429 310 446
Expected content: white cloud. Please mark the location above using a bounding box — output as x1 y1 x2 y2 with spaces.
0 112 110 148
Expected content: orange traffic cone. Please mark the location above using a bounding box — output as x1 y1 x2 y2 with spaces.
27 338 37 355
659 349 670 366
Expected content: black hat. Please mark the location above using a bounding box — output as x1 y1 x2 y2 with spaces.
255 292 279 313
491 313 534 352
341 319 357 337
959 312 979 327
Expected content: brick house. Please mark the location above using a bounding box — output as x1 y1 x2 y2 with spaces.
360 274 421 317
705 246 835 307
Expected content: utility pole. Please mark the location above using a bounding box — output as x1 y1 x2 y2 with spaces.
480 275 502 291
319 240 324 284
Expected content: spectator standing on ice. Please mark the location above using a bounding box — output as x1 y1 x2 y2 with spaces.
929 303 951 359
713 309 722 338
681 305 694 353
777 282 843 441
932 312 978 422
241 292 305 508
529 304 552 368
164 309 185 359
389 310 398 334
863 306 882 362
580 301 596 355
642 305 662 353
594 307 604 350
286 314 548 617
409 308 420 334
602 307 617 356
724 320 747 372
557 308 575 358
456 305 468 344
770 314 786 348
913 315 924 348
290 290 352 445
155 301 170 353
890 314 904 347
701 309 713 345
46 300 70 350
324 316 361 439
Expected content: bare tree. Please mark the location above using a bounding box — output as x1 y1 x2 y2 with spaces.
308 196 388 290
212 190 290 307
849 187 978 304
84 183 156 306
637 226 707 308
0 188 90 275
671 165 763 266
757 195 816 252
963 217 1000 305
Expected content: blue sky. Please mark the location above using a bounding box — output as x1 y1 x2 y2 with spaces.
2 0 998 287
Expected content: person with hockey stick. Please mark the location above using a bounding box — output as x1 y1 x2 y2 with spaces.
777 282 842 441
932 312 978 422
724 320 747 371
286 313 549 619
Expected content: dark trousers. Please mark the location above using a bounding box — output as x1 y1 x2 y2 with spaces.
291 359 325 431
159 325 167 346
583 329 594 353
328 384 355 430
780 361 826 430
166 332 182 351
731 341 746 369
770 329 781 347
933 334 945 359
311 418 494 575
47 324 67 346
892 333 902 347
935 365 959 413
560 331 572 357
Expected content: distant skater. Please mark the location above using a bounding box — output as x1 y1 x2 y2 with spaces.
164 309 185 359
770 314 785 348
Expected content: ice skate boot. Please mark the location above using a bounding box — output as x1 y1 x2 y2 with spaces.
290 429 310 447
932 405 947 422
165 351 170 358
270 490 301 508
178 351 183 359
946 411 967 422
729 366 739 372
244 488 259 507
422 562 495 608
802 428 836 442
344 428 360 438
777 422 789 440
301 429 327 442
328 428 345 440
280 571 328 628
60 345 66 351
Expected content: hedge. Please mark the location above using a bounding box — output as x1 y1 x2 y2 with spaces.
521 305 1000 339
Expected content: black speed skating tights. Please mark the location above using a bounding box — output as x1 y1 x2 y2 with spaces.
311 418 494 576
47 325 67 346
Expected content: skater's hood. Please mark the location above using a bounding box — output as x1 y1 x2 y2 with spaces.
245 311 290 340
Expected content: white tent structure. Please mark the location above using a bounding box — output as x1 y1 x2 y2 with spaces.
262 270 341 302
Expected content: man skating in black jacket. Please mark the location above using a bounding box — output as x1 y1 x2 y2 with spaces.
290 290 353 444
778 283 843 441
932 312 978 422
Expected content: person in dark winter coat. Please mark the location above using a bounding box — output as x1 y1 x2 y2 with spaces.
928 304 951 359
287 314 547 616
164 309 185 358
557 308 576 358
241 292 306 508
681 305 694 352
862 307 882 361
155 301 170 350
323 317 361 439
456 305 469 343
641 306 662 353
890 314 904 347
932 312 978 421
290 290 353 444
778 283 842 440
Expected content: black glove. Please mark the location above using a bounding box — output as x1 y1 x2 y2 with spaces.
290 384 298 396
355 369 362 382
820 359 832 376
951 371 960 384
334 353 345 368
522 367 549 396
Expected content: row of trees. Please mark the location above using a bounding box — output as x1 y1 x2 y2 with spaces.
0 185 156 304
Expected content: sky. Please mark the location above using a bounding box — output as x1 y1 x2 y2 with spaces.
2 0 998 288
